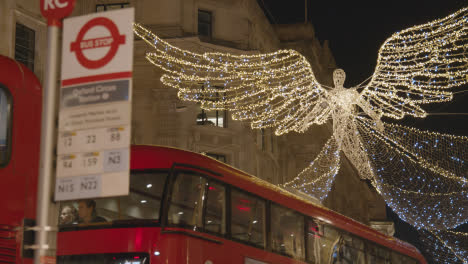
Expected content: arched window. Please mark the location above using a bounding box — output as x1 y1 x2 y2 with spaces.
0 84 12 166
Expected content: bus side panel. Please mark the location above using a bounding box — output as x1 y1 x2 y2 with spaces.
156 233 188 263
0 57 25 226
223 239 307 264
161 230 306 264
0 55 42 264
15 62 41 222
0 56 24 264
180 234 226 263
58 228 222 264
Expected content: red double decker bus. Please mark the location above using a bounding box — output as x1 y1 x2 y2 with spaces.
56 145 427 264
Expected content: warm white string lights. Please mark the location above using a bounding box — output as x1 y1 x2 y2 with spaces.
134 6 468 263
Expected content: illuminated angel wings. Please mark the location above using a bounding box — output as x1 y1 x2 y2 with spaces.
361 7 467 119
134 25 332 136
134 7 467 135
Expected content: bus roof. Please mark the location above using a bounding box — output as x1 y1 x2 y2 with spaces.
130 144 426 263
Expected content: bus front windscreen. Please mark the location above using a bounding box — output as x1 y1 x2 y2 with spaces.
58 171 167 227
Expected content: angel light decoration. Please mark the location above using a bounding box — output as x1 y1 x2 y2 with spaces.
134 7 467 262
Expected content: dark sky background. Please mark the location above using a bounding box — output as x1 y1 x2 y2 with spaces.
257 1 467 262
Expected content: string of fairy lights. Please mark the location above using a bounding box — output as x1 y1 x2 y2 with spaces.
134 6 468 264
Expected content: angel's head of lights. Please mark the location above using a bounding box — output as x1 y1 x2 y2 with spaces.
333 68 346 88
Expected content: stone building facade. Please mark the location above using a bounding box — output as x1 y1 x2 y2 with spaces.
0 0 391 233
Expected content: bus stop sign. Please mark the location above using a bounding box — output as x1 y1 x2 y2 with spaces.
70 17 126 69
56 8 134 201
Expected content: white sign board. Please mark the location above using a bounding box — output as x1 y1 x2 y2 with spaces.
60 8 133 81
56 8 134 201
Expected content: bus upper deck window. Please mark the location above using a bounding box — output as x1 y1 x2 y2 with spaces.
230 189 266 248
168 172 206 229
0 84 12 167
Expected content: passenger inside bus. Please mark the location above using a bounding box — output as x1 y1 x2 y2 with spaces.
77 200 107 224
59 205 78 225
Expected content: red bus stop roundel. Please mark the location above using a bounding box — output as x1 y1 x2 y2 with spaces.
70 17 126 69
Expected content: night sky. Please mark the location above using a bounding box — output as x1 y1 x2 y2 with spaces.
257 1 467 262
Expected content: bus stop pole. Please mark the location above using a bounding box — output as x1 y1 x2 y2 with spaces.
34 24 60 264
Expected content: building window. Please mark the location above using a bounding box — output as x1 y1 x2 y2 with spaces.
15 23 35 72
96 3 130 12
205 153 226 163
0 85 12 167
197 109 227 128
198 10 212 38
196 85 227 128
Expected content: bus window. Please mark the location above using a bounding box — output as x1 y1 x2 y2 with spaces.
322 225 367 264
204 181 225 234
58 171 168 226
306 218 323 262
391 251 417 264
230 189 265 248
330 234 366 264
123 171 167 219
270 204 305 260
366 242 391 264
0 85 11 166
377 246 391 264
167 172 206 229
350 235 366 263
